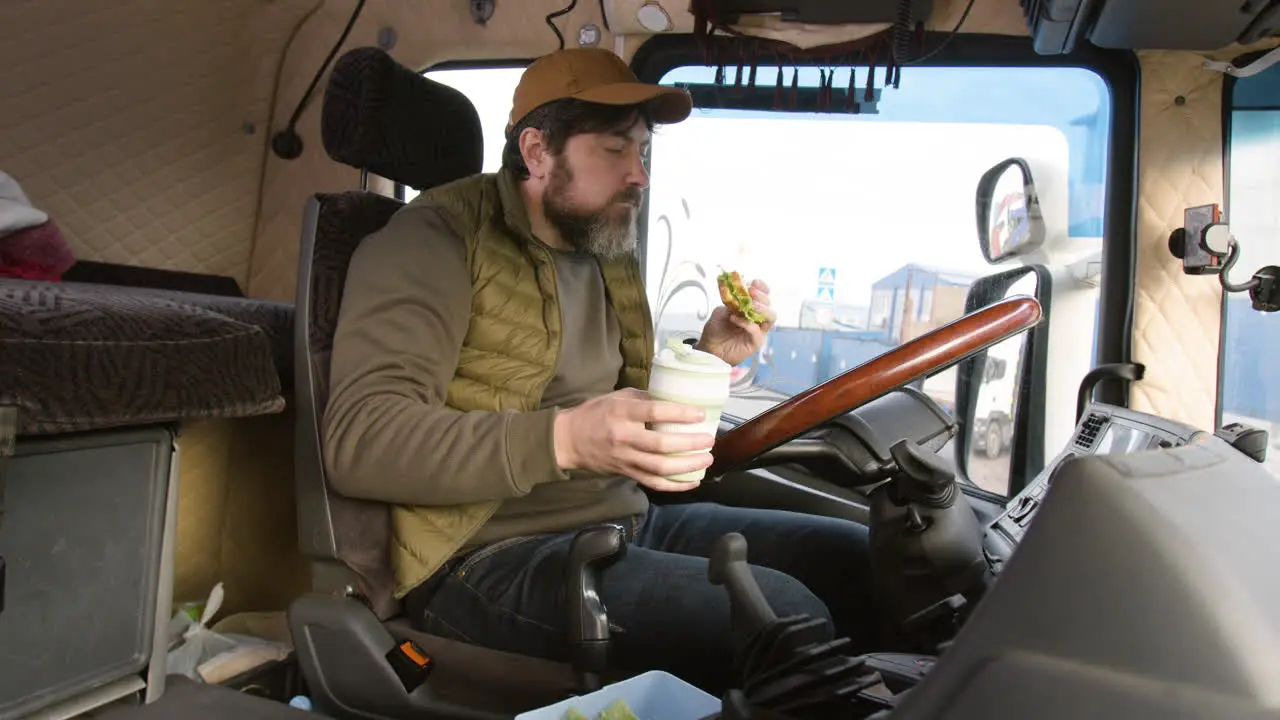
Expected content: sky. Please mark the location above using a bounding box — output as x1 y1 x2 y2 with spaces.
642 116 1068 326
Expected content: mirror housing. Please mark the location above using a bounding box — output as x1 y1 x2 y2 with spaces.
975 158 1047 264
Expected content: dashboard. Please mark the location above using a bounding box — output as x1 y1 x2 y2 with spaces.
900 402 1280 719
737 388 1265 566
988 402 1211 549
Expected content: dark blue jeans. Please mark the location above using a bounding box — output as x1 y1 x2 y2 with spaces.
407 502 876 694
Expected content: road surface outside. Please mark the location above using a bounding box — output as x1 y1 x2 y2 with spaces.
963 455 1011 495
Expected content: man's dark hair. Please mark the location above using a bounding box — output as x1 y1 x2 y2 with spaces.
502 98 654 179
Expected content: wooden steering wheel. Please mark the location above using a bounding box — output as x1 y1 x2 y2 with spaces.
708 296 1044 476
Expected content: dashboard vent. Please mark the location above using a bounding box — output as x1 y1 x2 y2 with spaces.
1075 412 1107 450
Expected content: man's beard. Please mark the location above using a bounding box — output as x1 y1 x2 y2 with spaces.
542 158 641 260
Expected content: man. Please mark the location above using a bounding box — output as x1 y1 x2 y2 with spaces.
323 48 876 693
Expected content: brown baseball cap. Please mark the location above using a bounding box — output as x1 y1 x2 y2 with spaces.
508 48 693 130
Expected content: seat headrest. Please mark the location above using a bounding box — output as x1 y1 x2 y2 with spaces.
321 47 484 191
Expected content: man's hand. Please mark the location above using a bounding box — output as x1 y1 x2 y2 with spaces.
553 388 715 491
698 278 776 367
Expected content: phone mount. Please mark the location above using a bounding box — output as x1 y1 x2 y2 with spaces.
1168 204 1280 313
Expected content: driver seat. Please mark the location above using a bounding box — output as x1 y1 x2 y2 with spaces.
289 47 628 719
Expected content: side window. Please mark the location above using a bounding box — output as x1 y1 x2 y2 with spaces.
1222 60 1280 479
645 65 1112 497
402 66 527 201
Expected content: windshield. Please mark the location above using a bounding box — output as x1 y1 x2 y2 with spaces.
645 64 1111 422
421 61 1114 495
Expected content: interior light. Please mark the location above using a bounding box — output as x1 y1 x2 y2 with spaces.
636 1 673 32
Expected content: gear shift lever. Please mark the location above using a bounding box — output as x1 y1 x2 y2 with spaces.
565 523 627 693
710 533 894 719
709 532 778 647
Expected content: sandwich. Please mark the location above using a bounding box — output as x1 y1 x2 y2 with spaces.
717 270 767 324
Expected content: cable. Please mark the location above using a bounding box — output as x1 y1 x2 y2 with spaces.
271 0 367 160
892 0 914 65
598 0 611 32
546 0 579 51
904 0 976 66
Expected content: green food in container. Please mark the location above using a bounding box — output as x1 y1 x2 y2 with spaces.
562 699 641 720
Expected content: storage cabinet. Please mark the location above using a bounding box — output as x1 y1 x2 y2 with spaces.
0 426 179 719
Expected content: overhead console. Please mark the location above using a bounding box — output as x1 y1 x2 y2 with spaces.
1022 0 1280 54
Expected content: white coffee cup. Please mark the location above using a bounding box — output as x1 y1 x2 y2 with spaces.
647 339 732 482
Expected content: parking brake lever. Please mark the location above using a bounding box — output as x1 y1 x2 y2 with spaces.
565 523 627 693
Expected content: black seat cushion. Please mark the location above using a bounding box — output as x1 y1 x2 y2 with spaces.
0 279 291 435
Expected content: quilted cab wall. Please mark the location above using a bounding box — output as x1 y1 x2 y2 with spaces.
0 0 314 287
1130 50 1228 431
1130 42 1279 430
0 0 318 614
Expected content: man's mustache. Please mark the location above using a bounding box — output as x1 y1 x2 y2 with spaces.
614 188 643 207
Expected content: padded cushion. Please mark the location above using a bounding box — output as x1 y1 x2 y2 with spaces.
174 289 294 388
0 279 290 435
321 46 484 191
304 191 404 409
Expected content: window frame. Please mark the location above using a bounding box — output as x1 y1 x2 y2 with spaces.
629 32 1139 494
1217 49 1280 431
954 263 1054 497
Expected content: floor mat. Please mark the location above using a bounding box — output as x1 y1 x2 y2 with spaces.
94 676 307 720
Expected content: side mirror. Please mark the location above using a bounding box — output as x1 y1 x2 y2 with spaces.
975 158 1047 264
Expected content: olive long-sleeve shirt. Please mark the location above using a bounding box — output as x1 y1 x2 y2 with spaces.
322 200 648 548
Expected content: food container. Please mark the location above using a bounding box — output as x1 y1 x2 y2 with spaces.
515 670 720 719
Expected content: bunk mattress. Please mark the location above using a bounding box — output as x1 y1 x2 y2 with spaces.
0 279 292 436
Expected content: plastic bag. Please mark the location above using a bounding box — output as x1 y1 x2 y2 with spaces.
165 582 291 683
166 582 236 680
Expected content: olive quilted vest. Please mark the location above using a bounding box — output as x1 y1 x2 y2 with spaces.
388 169 653 598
